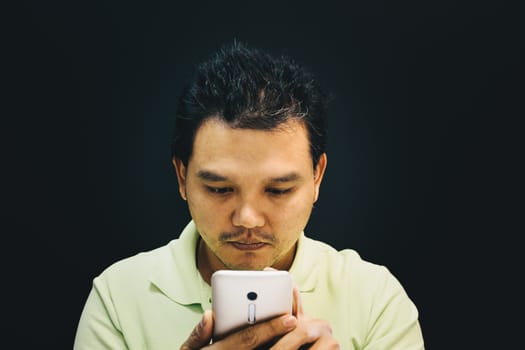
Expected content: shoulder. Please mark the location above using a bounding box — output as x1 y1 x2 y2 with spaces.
306 237 388 277
94 221 199 286
304 236 403 295
93 242 173 290
300 237 423 347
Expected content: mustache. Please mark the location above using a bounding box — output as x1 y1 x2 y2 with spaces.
219 228 276 243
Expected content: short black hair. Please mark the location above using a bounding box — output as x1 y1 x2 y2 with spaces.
171 41 328 167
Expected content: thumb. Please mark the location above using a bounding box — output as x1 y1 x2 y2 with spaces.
180 310 213 350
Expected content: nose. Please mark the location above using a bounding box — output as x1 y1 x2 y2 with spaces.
232 200 265 229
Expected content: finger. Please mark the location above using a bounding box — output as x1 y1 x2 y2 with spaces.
292 286 304 318
215 314 297 350
269 318 334 350
180 310 213 350
307 334 341 350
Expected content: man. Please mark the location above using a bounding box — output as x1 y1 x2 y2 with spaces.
74 42 424 349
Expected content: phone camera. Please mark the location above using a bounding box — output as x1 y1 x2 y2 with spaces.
247 291 257 300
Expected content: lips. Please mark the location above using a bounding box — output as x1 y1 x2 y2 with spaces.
229 242 267 251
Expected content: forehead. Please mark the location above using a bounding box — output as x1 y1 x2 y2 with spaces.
189 118 312 175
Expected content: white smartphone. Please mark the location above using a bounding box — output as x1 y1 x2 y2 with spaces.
211 270 293 340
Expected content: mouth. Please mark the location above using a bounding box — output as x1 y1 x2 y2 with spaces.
229 242 268 251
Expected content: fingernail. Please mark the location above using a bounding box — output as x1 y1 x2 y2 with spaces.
283 315 297 328
199 317 207 328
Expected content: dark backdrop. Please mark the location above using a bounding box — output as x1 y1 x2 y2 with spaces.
5 1 521 348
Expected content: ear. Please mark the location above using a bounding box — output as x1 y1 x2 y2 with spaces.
313 153 327 203
172 157 188 201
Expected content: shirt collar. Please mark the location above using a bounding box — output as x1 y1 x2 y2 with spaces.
289 233 320 293
149 221 207 305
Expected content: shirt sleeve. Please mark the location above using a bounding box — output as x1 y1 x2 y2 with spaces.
73 276 129 350
362 268 425 350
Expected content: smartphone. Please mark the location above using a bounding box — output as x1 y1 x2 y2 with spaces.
211 270 293 340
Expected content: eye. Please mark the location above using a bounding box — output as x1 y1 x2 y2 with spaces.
206 186 233 195
266 188 293 196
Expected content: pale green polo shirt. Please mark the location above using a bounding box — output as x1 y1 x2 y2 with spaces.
74 221 424 349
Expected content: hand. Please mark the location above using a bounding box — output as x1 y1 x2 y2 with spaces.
269 287 340 350
180 310 298 350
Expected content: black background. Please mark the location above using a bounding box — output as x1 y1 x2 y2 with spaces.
4 1 521 348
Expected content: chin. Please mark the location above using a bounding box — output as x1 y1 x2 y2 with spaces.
219 252 271 271
225 260 269 271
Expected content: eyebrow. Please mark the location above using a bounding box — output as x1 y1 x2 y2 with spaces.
197 170 229 182
196 170 302 183
269 172 302 183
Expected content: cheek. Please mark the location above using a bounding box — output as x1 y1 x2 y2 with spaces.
187 192 231 230
187 193 211 225
272 194 313 232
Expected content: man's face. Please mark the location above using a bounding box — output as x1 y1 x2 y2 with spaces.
173 118 326 274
